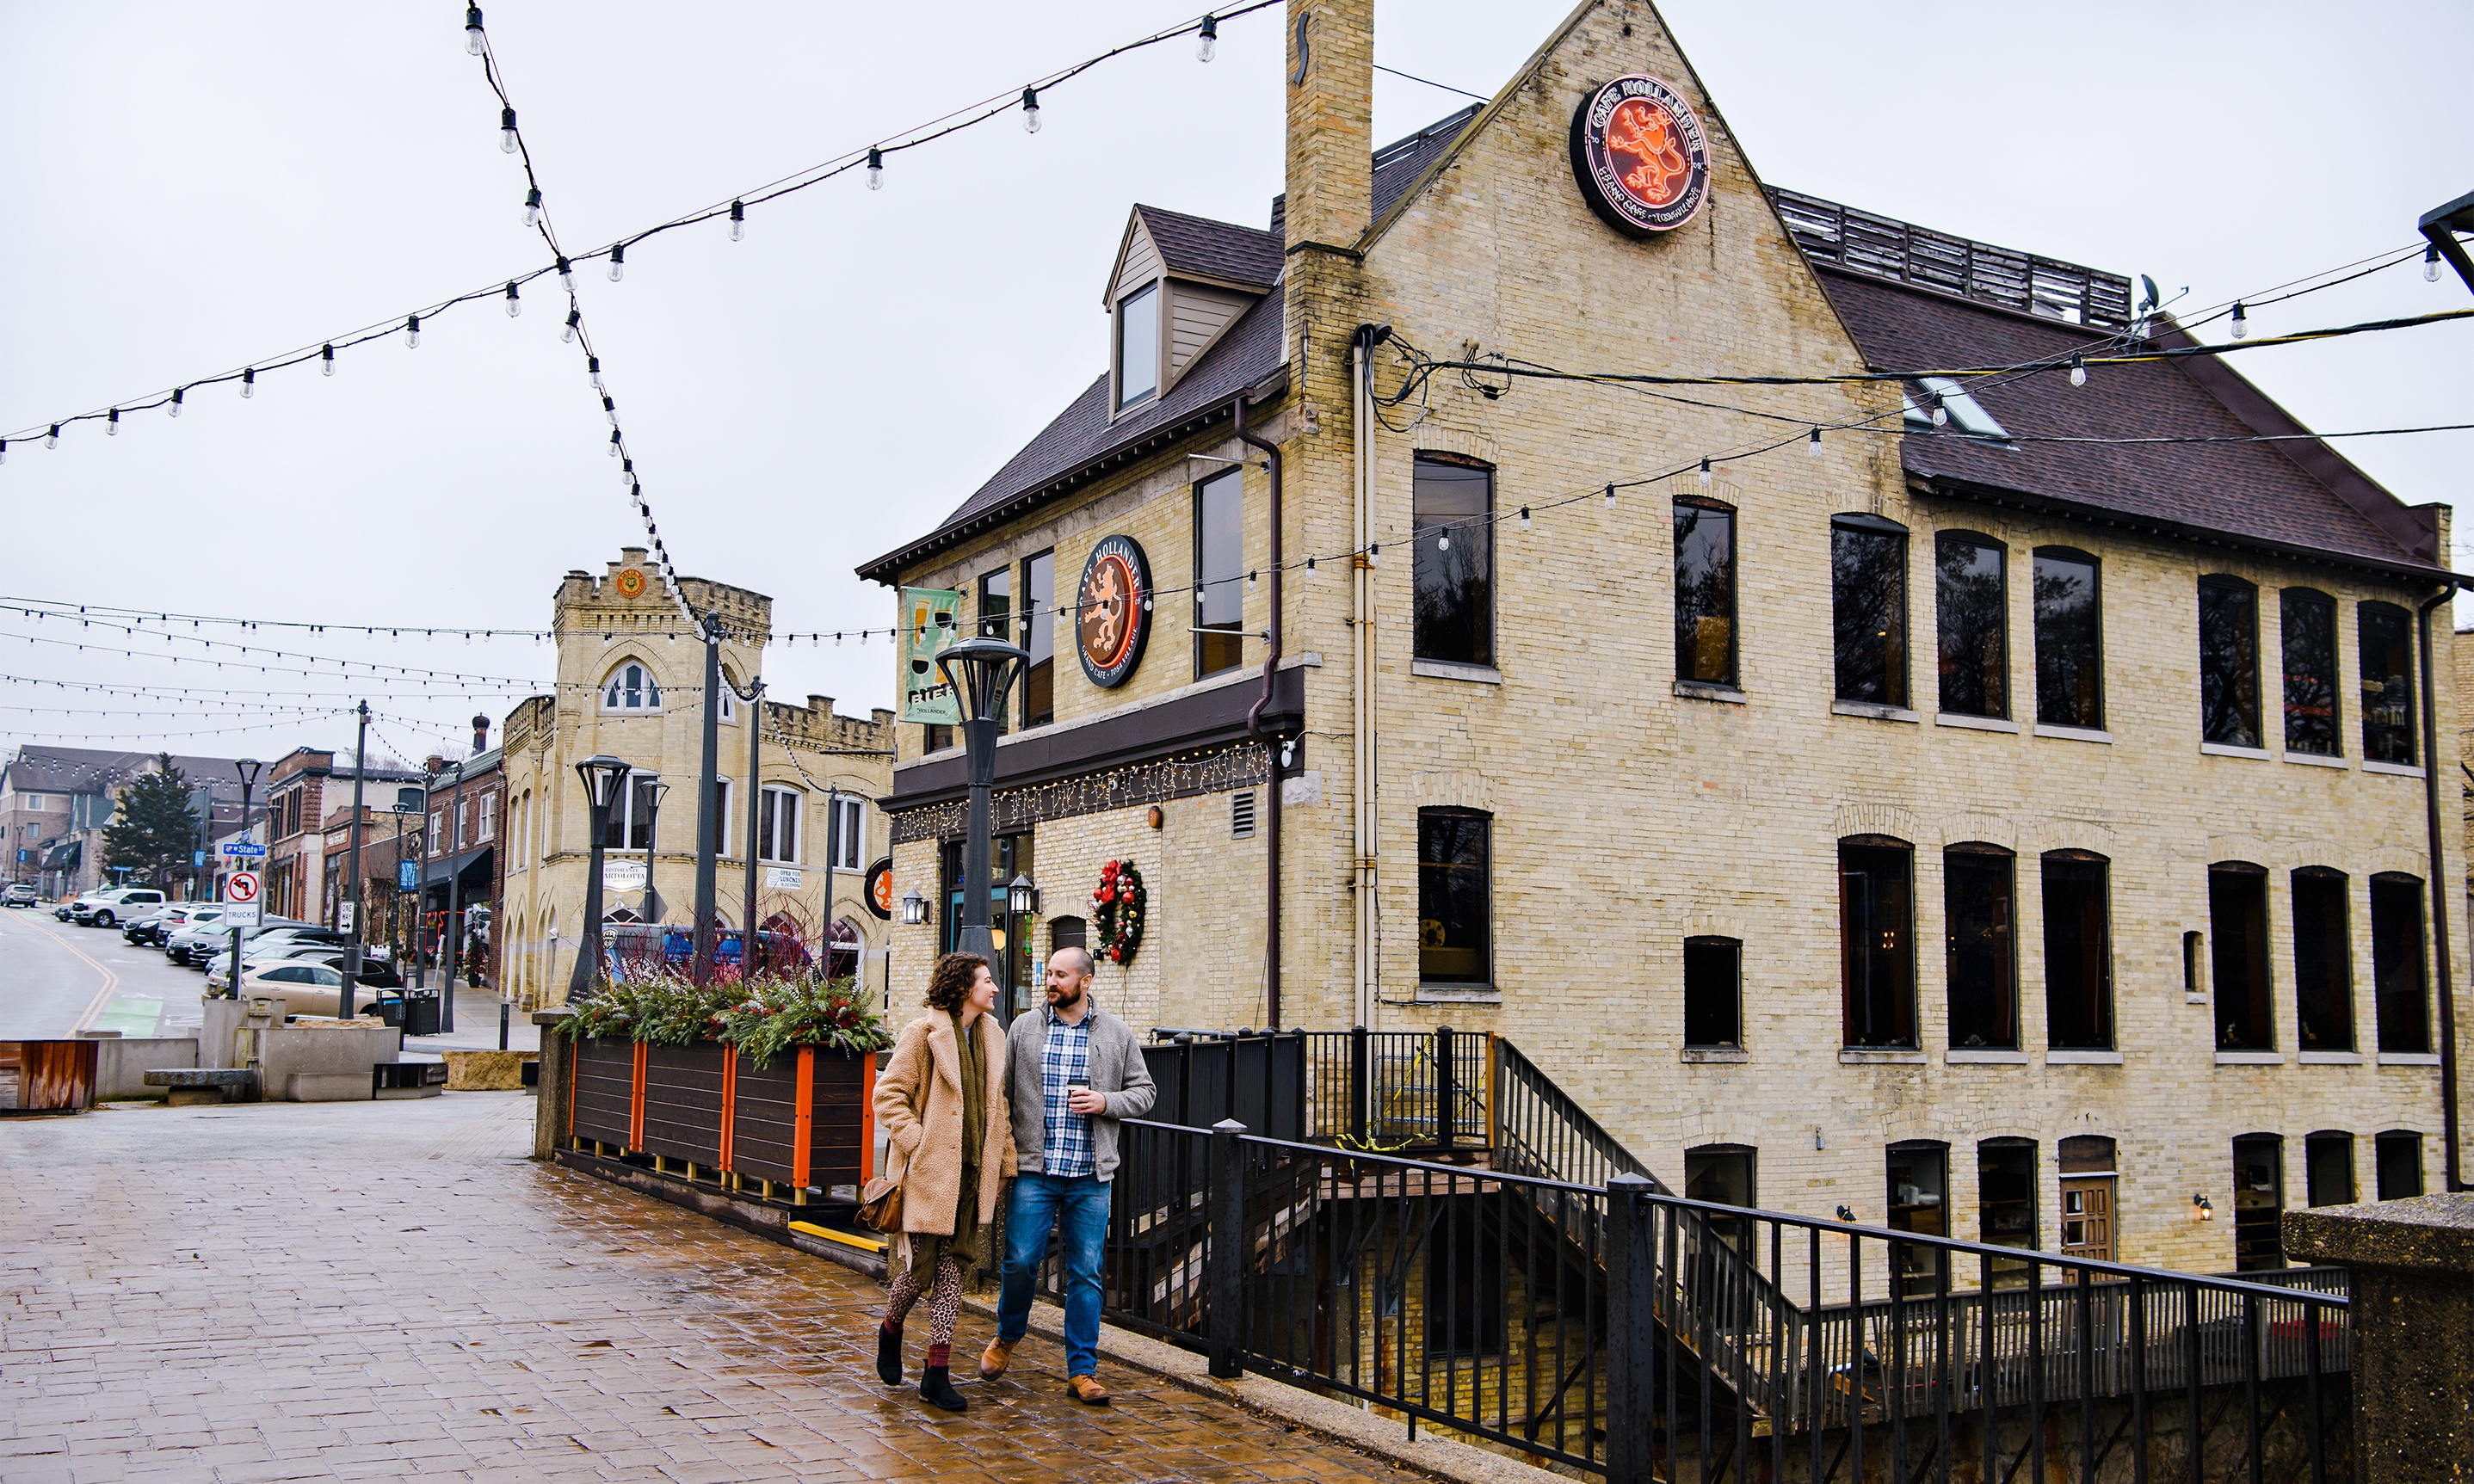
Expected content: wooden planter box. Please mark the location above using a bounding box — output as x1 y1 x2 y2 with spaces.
565 1038 874 1197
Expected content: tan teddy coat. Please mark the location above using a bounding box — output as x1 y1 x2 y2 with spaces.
873 1011 1015 1236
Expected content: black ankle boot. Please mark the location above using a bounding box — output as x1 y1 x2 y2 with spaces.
875 1324 904 1386
918 1364 968 1413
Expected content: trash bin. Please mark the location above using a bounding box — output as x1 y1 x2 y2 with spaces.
368 997 406 1030
401 994 441 1038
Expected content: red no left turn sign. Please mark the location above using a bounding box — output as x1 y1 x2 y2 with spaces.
227 872 260 903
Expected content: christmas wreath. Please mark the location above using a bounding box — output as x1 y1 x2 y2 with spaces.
1092 858 1147 966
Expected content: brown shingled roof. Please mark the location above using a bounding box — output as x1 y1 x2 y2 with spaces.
1132 205 1280 292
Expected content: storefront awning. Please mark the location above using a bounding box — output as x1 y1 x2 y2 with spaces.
422 844 492 888
40 840 80 871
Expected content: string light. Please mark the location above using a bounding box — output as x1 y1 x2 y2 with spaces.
106 409 119 437
464 5 485 55
499 107 519 154
524 187 542 228
240 370 254 399
1698 457 1712 485
556 256 575 292
608 243 625 281
503 281 521 317
2230 301 2249 340
867 147 884 190
1603 483 1614 509
564 307 582 343
46 424 59 447
405 314 421 349
1928 392 1947 427
2429 246 2445 283
0 440 7 465
321 343 336 376
1807 427 1823 456
729 200 745 241
169 388 184 418
2070 354 2086 387
1021 88 1041 133
1197 13 1218 61
1436 531 1448 551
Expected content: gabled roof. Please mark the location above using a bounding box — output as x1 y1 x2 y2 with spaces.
1813 263 2449 581
1132 205 1280 292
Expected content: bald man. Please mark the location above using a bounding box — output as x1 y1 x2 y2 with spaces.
986 945 1154 1404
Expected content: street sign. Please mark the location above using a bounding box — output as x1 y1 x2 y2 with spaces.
337 902 355 933
398 860 417 890
225 870 262 929
219 841 268 859
193 850 207 869
766 867 803 890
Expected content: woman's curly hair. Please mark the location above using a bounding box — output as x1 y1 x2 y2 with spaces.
924 951 990 1013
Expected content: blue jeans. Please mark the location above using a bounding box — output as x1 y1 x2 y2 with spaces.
999 1170 1111 1377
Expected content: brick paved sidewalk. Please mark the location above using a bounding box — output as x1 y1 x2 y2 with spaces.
0 1094 1415 1484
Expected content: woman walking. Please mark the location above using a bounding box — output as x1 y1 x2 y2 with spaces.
873 951 1013 1413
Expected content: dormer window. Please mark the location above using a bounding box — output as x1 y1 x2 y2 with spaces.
1116 281 1160 409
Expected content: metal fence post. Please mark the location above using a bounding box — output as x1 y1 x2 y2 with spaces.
1207 1118 1247 1379
1607 1172 1657 1484
1349 1025 1369 1146
1434 1025 1456 1149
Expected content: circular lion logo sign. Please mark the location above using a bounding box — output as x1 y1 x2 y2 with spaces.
1076 533 1151 689
1569 74 1710 237
614 567 647 599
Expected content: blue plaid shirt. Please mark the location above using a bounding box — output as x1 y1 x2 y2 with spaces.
1040 1004 1097 1178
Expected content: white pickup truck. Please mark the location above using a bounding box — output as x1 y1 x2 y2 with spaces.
71 886 168 928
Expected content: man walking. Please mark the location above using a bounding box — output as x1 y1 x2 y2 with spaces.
985 945 1155 1404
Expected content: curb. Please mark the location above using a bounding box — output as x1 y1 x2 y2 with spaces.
549 1147 887 1280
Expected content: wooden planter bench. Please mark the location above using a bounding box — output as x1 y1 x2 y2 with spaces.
565 1038 874 1203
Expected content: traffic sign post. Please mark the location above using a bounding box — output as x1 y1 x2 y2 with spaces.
219 841 267 859
223 870 261 999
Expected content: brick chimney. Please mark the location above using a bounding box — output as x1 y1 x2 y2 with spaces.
1283 0 1373 255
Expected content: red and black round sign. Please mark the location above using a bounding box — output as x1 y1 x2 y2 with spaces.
862 856 894 921
1569 74 1711 237
1075 533 1152 689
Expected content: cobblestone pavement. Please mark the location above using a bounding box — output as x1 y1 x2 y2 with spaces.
0 1093 1416 1484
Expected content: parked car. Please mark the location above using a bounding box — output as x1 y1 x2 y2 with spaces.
168 915 311 968
233 962 382 1019
74 887 167 928
3 884 37 908
278 946 404 989
128 902 217 946
207 931 356 991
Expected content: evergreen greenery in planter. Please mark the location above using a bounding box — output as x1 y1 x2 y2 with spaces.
558 972 890 1062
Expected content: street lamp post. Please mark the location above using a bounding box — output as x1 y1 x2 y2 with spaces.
740 676 763 980
692 614 724 985
569 755 632 1002
642 779 669 922
341 701 371 1019
226 758 262 1001
933 635 1027 1022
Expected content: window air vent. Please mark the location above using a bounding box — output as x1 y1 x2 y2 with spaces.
1231 790 1257 839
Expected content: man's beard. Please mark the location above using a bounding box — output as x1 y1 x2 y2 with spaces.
1047 981 1086 1011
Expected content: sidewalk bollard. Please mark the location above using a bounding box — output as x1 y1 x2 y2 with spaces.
1206 1118 1246 1380
499 998 509 1050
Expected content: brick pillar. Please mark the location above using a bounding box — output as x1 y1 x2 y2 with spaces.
2285 1194 2474 1481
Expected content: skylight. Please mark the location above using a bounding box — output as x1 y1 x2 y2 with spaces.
1915 376 2014 444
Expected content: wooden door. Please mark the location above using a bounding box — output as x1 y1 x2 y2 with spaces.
2059 1177 2115 1264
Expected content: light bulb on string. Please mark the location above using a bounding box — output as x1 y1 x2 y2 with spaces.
2229 302 2248 339
107 409 119 436
608 430 621 458
588 356 603 391
321 344 335 376
602 395 618 427
564 308 581 344
240 371 254 399
1305 556 1317 577
1021 88 1041 133
46 424 59 447
2069 354 2086 387
504 281 521 317
406 315 421 348
523 188 541 228
1807 428 1823 457
729 200 745 241
1196 13 1218 60
867 147 884 190
608 243 625 281
499 108 519 153
1247 570 1257 589
170 388 184 418
2429 246 2445 283
1928 393 1947 427
1519 507 1531 532
464 5 485 54
1367 544 1380 567
556 256 575 292
1604 483 1614 510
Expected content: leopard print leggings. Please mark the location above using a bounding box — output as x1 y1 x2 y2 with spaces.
881 1249 965 1346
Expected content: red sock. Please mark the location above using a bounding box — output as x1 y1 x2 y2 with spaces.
926 1342 951 1368
881 1320 901 1336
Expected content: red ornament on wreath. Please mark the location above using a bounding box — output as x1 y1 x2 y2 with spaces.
1091 858 1147 966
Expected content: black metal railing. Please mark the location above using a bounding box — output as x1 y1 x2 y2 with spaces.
1080 1120 2351 1484
1155 1025 1487 1152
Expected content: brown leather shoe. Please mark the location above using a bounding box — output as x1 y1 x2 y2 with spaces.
1066 1373 1111 1406
978 1337 1015 1380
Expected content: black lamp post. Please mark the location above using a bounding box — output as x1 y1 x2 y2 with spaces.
226 757 262 1001
934 635 1027 1019
570 754 632 1001
642 779 669 922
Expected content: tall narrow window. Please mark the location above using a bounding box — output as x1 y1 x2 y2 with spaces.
1839 836 1916 1048
1115 281 1158 409
1885 1142 1950 1296
2210 862 2273 1050
2360 601 2416 764
978 570 1011 736
1935 533 2008 717
1194 469 1246 678
2033 548 2101 728
1683 936 1742 1049
2042 851 2113 1050
2375 1130 2424 1199
1977 1138 2037 1288
2231 1134 2286 1270
757 786 799 865
1021 550 1055 729
2199 576 2261 748
2371 873 2430 1053
1416 809 1490 987
1413 456 1495 667
827 796 864 871
2281 588 2339 755
606 775 662 853
1832 515 1908 705
1944 844 2017 1050
2291 867 2354 1051
2304 1131 2354 1208
1675 499 1737 686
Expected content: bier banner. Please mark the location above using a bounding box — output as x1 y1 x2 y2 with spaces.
899 587 963 724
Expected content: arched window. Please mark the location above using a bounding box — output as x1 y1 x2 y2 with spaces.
602 662 661 711
2359 600 2415 763
1840 835 1916 1048
2291 866 2354 1052
1936 532 2008 718
2198 576 2261 747
1944 842 2016 1050
719 667 740 723
2032 546 2101 728
2280 588 2338 754
2042 850 2113 1050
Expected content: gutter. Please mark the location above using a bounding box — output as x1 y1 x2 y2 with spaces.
1234 393 1283 1031
2417 584 2465 1191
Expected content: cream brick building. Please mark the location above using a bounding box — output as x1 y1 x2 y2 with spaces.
497 551 894 1007
859 0 2466 1275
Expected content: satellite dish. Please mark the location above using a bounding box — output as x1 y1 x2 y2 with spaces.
2137 274 2161 314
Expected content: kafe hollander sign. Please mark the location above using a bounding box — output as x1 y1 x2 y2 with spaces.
1076 534 1152 689
1569 74 1710 237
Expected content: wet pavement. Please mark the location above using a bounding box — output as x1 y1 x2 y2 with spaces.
0 1092 1416 1483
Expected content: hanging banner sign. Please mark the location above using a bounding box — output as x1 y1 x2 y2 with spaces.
1569 74 1711 237
900 587 964 724
398 860 417 890
1075 534 1152 689
863 856 894 921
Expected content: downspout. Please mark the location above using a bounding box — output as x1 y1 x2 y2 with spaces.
1351 325 1379 1031
2416 583 2464 1190
1236 393 1283 1031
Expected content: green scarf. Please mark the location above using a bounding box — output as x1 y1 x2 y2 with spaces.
951 1009 985 1173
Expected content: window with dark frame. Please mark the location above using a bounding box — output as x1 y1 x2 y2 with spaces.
2032 548 2101 729
2210 862 2273 1050
1115 281 1158 409
2304 1131 2354 1208
2371 872 2430 1053
1194 468 1246 679
1674 498 1737 686
978 569 1011 737
2281 588 2339 755
1831 514 1908 705
1936 532 2008 718
1021 551 1055 729
2231 1133 2286 1271
1977 1138 2038 1288
1885 1142 1950 1296
2375 1130 2424 1199
1943 844 2017 1050
1413 456 1495 667
2199 576 2261 748
923 723 953 754
1683 936 1742 1048
1682 1143 1756 1320
2042 851 2113 1050
2360 600 2416 764
1839 835 1916 1049
1416 808 1490 987
2291 866 2354 1052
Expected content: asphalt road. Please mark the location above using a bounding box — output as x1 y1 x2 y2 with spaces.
0 908 212 1039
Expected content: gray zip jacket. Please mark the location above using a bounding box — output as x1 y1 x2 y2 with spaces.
1004 999 1157 1183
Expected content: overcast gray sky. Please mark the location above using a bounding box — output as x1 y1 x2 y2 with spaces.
3 1 2466 764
